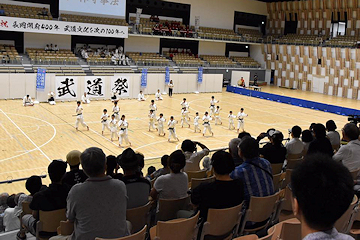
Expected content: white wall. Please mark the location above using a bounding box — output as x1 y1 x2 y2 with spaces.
0 0 48 8
231 71 250 87
124 36 160 53
198 42 226 56
250 45 265 68
24 33 72 50
173 0 267 29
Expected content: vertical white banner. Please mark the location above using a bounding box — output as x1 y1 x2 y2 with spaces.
84 76 106 98
195 16 200 31
55 76 78 100
111 76 130 97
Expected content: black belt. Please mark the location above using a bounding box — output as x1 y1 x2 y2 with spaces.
120 128 126 131
169 128 174 130
101 120 107 123
77 113 82 116
210 105 215 107
203 122 210 125
114 112 119 114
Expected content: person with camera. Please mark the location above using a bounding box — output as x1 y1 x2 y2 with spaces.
181 139 210 172
257 129 287 164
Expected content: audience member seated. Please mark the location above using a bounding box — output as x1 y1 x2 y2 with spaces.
291 153 354 240
181 140 210 172
51 147 129 240
0 193 8 232
62 150 88 187
150 150 188 204
301 130 314 155
326 120 341 147
230 137 274 204
106 155 122 179
38 7 48 16
22 160 69 238
237 77 246 87
151 155 170 179
229 138 243 166
118 148 151 209
3 193 19 232
258 129 287 164
333 123 360 172
286 126 304 155
307 123 334 157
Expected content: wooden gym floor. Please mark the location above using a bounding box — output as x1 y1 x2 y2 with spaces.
0 86 355 194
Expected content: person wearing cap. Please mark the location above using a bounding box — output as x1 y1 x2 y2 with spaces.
62 150 88 187
258 129 287 164
21 160 70 238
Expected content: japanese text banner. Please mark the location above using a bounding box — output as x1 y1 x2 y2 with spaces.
0 16 128 38
55 76 78 100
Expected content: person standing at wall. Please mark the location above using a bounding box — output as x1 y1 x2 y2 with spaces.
168 80 174 97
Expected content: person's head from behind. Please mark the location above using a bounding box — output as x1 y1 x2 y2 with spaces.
229 138 241 159
119 148 138 174
291 126 302 138
0 193 9 207
169 150 186 173
271 131 284 146
147 166 156 176
342 123 360 142
181 139 196 153
7 194 16 208
309 123 316 132
291 153 353 232
80 147 106 178
136 152 145 170
48 160 67 183
302 130 313 143
66 150 82 170
238 137 259 160
26 175 42 196
326 120 337 132
238 131 251 139
106 155 117 176
161 155 169 168
212 150 235 177
313 124 327 139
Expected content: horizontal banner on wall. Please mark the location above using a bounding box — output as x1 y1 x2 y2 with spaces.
0 16 128 38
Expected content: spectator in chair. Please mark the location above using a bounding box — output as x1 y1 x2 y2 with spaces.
3 193 20 232
118 148 151 209
286 126 304 155
307 124 334 157
301 130 314 155
151 155 170 179
20 160 69 239
230 137 274 204
106 155 122 179
62 150 88 187
258 130 287 164
333 123 360 172
229 138 243 166
291 154 354 240
181 139 210 172
0 192 9 232
151 150 188 202
50 147 129 240
326 120 341 147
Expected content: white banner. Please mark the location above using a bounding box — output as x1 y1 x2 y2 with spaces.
0 16 128 38
55 76 78 100
84 76 106 98
111 76 130 97
60 0 126 18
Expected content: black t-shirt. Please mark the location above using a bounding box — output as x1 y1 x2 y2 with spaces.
62 169 88 187
30 183 70 212
191 179 245 220
259 143 287 164
307 137 334 157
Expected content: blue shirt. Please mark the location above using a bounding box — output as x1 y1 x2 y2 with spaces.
230 157 274 204
303 228 354 240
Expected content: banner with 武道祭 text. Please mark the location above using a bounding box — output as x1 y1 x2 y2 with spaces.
84 76 106 98
0 16 128 38
111 76 130 97
55 76 78 100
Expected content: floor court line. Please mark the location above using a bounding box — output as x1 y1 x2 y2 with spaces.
0 122 13 139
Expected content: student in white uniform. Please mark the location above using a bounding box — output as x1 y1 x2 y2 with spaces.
157 113 166 136
209 96 219 117
109 114 118 141
228 111 236 130
181 107 190 128
194 112 201 133
23 95 34 106
81 92 90 104
118 115 131 148
138 91 146 101
168 116 179 142
101 109 111 135
180 98 190 120
214 106 222 125
111 91 117 102
237 108 248 133
112 101 120 121
155 89 163 101
202 111 213 137
148 109 157 131
149 100 157 114
48 92 56 105
75 101 89 131
168 80 174 97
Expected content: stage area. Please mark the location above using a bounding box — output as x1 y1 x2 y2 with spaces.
0 86 353 193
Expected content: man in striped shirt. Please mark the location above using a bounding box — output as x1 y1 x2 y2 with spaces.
230 137 274 204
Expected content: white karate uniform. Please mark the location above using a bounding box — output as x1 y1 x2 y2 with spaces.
202 115 213 135
109 119 118 140
111 55 119 65
214 108 222 124
75 106 88 129
237 112 248 131
155 92 163 100
149 112 156 130
101 113 111 132
181 109 190 127
209 99 218 116
138 93 145 101
228 114 236 129
118 119 130 145
48 92 56 105
149 103 157 114
168 120 178 140
113 105 120 121
181 101 189 111
157 117 166 135
194 116 200 132
23 96 34 106
82 94 90 104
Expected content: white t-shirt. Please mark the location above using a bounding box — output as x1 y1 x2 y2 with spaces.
154 173 188 200
327 131 341 146
184 149 210 172
286 138 305 155
3 208 19 232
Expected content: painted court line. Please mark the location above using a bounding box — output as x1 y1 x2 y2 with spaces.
142 131 155 139
0 122 13 139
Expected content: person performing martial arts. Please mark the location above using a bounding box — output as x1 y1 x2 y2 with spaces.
81 92 90 104
237 108 248 133
209 96 219 117
23 95 34 106
194 112 201 133
138 91 146 101
109 114 118 141
112 101 120 121
157 113 166 136
214 106 222 125
48 92 56 105
181 107 190 128
148 109 157 131
228 111 236 130
118 115 131 148
75 101 89 131
149 100 157 115
202 111 213 137
155 89 163 101
168 116 179 142
101 109 111 135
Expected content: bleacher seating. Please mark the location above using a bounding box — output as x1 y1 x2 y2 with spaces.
164 52 204 67
0 45 21 64
33 66 85 76
238 28 263 42
146 68 177 73
0 3 52 20
198 27 239 41
61 14 128 26
201 55 237 67
27 48 78 65
90 66 134 75
275 34 325 46
0 66 25 73
324 36 359 48
127 52 171 66
232 57 261 68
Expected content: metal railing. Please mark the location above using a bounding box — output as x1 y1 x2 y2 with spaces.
0 174 47 185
